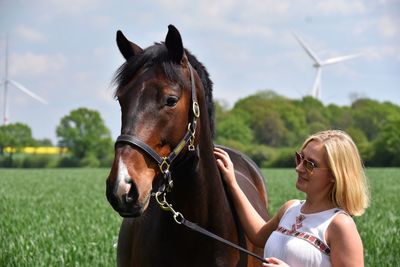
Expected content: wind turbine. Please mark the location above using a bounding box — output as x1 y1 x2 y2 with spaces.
1 35 47 125
293 33 361 99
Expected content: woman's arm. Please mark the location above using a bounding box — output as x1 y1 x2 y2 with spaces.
214 147 293 247
328 213 364 267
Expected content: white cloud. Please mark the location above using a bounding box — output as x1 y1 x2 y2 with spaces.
360 45 400 62
204 20 274 39
40 0 100 15
315 0 366 15
10 52 67 76
378 16 399 38
90 15 112 30
150 0 369 42
93 46 108 59
154 0 291 23
15 25 47 43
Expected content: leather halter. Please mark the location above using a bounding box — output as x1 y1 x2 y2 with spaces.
115 63 200 193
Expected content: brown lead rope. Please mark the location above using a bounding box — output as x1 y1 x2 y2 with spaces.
154 192 269 264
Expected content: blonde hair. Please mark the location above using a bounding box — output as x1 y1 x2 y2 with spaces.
301 130 370 216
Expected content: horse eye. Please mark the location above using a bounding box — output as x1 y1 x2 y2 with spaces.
165 96 179 107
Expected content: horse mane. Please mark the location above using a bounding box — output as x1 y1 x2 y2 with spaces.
113 43 215 137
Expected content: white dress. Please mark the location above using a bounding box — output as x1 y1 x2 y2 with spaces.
264 200 346 267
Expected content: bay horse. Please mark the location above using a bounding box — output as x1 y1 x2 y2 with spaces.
106 25 269 267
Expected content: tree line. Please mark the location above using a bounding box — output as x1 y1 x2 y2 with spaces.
215 90 400 167
0 108 114 168
0 90 399 168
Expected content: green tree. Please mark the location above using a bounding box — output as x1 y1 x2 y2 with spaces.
325 104 352 130
345 126 373 164
0 123 35 154
372 116 400 166
351 99 399 141
214 99 230 123
56 108 113 166
35 138 53 146
234 90 307 147
216 112 254 145
253 109 288 147
0 123 35 166
275 99 307 146
297 97 329 128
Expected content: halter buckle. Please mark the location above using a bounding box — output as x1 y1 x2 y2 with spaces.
159 157 170 174
192 102 200 118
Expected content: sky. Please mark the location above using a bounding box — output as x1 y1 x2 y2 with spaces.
0 0 399 143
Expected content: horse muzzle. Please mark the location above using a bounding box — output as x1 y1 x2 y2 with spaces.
106 178 149 218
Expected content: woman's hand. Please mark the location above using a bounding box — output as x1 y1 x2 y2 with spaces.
213 147 237 188
263 257 290 267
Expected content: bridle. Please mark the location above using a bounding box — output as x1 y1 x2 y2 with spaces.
115 63 200 194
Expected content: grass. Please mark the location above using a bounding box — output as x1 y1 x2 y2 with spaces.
0 169 121 267
0 168 399 266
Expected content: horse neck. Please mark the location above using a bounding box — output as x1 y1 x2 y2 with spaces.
171 121 234 229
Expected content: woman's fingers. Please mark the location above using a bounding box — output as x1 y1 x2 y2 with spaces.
214 147 237 186
214 147 229 157
214 148 232 170
214 147 226 153
262 257 289 267
216 160 225 171
214 148 230 164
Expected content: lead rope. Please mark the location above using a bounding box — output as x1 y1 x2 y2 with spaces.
154 192 269 264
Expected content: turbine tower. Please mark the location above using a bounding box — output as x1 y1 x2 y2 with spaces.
293 33 361 99
1 35 47 125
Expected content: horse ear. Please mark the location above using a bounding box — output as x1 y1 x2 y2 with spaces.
165 25 184 63
116 30 143 60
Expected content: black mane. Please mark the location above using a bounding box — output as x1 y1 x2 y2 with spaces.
114 43 215 137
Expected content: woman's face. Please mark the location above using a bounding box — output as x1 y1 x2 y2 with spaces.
295 140 334 197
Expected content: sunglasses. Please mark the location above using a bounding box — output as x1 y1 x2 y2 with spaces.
295 152 329 174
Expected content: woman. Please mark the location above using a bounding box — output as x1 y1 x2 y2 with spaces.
214 130 370 267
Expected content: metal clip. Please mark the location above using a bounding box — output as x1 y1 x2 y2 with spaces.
155 192 171 211
154 192 184 224
187 122 196 151
159 157 170 174
187 123 196 136
188 137 195 151
192 102 200 118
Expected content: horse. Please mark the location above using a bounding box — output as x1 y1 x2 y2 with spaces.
106 25 269 267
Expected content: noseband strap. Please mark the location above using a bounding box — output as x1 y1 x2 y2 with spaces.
115 63 199 193
116 135 164 165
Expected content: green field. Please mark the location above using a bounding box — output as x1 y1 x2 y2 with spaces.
1 168 399 266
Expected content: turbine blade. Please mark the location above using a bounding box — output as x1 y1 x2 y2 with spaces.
8 80 48 104
293 32 321 65
321 53 362 66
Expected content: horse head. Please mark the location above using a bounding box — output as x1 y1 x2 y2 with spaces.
106 25 206 218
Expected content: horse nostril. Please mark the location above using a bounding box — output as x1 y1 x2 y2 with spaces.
124 183 138 204
125 195 134 203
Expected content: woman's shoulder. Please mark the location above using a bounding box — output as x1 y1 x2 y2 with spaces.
327 212 364 265
329 212 357 234
327 212 359 245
